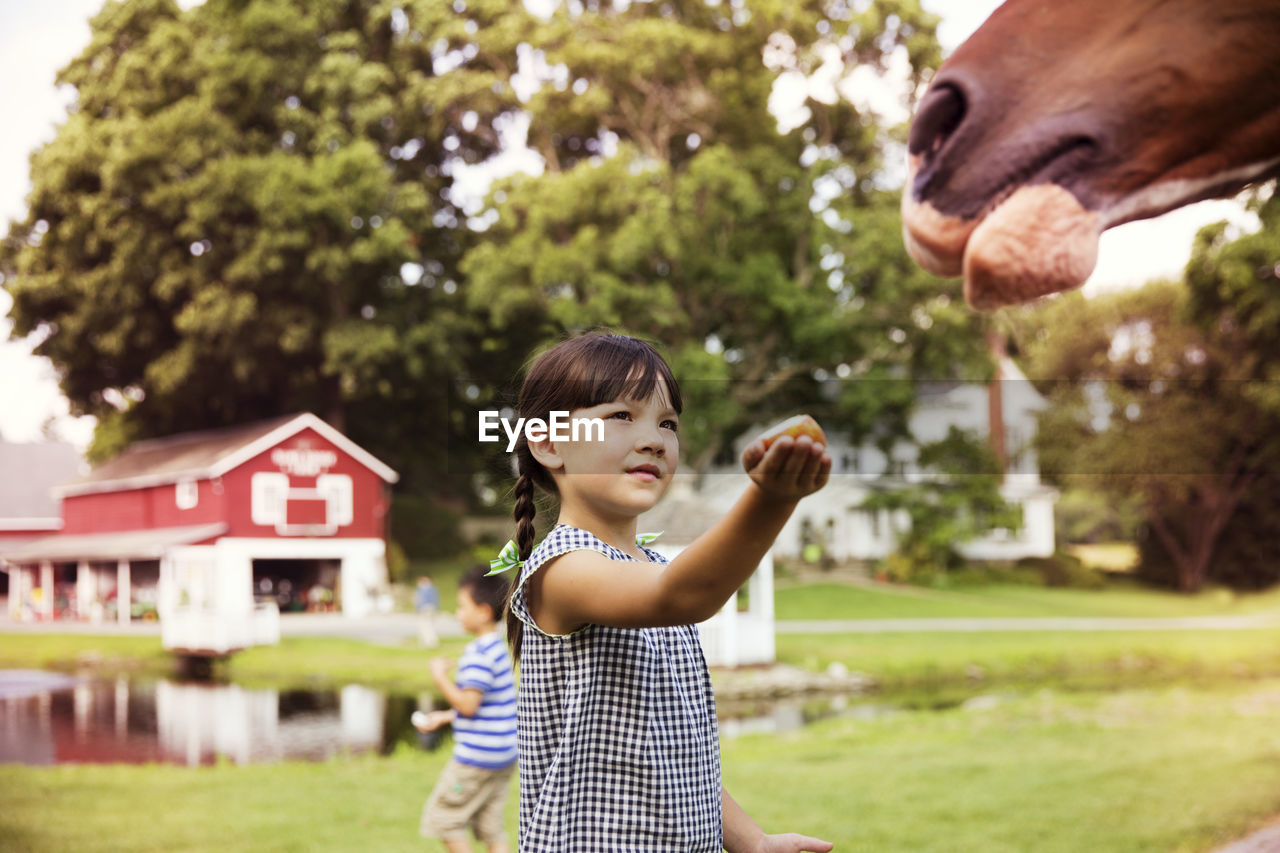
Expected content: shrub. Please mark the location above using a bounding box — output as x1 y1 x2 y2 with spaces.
1017 551 1106 589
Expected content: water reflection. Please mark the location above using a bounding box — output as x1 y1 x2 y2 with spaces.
718 694 899 738
0 670 896 766
0 671 401 766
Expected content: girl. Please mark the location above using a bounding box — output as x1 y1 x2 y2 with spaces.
497 332 834 852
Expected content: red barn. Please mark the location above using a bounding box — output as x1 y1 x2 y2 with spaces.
3 414 398 650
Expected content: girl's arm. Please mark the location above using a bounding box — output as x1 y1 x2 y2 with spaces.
722 787 834 853
529 435 830 633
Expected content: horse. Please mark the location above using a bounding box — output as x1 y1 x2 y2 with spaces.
900 0 1280 309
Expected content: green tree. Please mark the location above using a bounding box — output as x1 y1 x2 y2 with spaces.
0 0 534 496
1010 276 1280 592
3 0 993 511
459 0 991 468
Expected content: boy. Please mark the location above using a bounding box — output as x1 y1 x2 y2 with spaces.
414 566 517 853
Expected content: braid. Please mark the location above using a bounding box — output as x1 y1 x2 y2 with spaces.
504 469 539 661
514 473 539 561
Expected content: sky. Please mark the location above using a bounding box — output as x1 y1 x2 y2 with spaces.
0 0 1256 450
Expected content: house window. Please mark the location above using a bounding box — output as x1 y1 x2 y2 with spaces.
175 478 198 510
251 472 290 526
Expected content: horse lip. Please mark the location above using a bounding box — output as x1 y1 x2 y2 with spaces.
904 128 1101 279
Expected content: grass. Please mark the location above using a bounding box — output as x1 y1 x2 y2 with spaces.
0 634 172 676
774 578 1280 621
0 633 471 693
227 636 469 692
0 746 495 853
7 579 1280 850
722 680 1280 852
3 682 1280 851
777 628 1280 696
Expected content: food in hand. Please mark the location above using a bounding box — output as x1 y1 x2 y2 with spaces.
759 415 827 448
411 710 430 729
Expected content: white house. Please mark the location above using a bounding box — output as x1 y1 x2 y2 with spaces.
702 356 1058 565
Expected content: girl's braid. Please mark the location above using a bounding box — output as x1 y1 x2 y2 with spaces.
504 466 539 661
514 471 539 563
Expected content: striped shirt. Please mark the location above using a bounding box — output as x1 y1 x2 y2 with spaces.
511 524 722 851
451 631 518 769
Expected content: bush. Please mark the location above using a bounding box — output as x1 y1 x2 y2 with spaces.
879 543 951 587
1017 552 1106 589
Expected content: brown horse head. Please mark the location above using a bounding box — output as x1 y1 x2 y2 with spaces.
902 0 1280 309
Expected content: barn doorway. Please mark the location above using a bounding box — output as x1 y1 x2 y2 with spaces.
252 558 341 613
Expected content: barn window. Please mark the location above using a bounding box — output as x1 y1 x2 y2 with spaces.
175 478 198 510
317 474 354 526
251 472 290 526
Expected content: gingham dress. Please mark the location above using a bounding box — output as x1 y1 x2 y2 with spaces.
511 524 722 851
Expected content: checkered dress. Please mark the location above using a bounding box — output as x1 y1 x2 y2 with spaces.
511 524 722 851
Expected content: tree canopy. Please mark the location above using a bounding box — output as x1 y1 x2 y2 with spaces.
1008 193 1280 590
460 0 991 470
2 0 991 509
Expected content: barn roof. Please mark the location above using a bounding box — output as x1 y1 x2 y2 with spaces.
0 440 83 527
0 522 228 562
55 413 398 497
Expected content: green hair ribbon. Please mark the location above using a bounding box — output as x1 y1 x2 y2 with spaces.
486 540 522 576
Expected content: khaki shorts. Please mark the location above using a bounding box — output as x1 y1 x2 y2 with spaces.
420 757 515 843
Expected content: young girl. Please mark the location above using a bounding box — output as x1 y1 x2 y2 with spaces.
496 332 834 853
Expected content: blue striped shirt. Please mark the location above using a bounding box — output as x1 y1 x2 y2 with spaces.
451 631 518 769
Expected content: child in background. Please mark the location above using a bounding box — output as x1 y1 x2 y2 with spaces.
414 566 517 853
492 332 834 852
414 574 441 647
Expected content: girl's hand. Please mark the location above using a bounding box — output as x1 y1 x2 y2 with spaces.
755 833 834 853
741 434 831 501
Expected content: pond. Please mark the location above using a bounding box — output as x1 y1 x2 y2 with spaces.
0 670 426 766
0 669 879 766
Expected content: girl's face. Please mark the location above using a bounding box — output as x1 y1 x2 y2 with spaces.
537 385 680 522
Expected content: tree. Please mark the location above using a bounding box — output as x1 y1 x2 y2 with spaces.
3 0 993 511
0 0 535 496
1009 275 1280 592
458 0 992 471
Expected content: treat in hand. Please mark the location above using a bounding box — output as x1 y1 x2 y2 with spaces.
759 414 827 449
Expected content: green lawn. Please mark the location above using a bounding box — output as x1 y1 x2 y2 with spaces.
775 628 1280 704
774 579 1280 621
722 680 1280 852
3 681 1280 851
6 580 1280 850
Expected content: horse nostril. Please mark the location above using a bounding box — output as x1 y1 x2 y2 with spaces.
909 83 967 159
